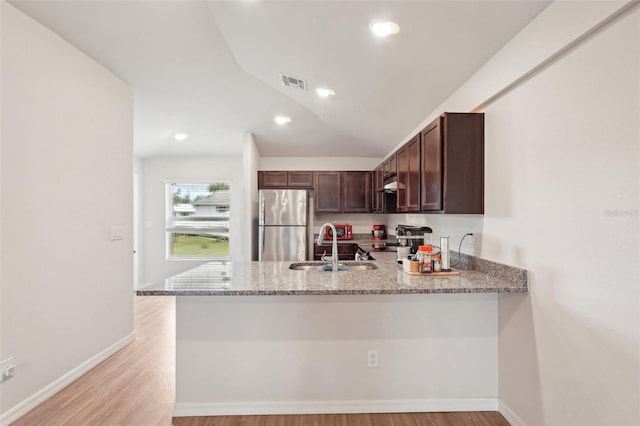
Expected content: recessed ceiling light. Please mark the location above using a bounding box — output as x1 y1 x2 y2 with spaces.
274 116 291 125
315 88 336 98
172 133 189 141
370 20 400 37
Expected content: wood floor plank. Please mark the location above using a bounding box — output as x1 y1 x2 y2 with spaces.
12 296 510 426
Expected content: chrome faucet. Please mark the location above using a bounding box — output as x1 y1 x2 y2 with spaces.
317 223 339 272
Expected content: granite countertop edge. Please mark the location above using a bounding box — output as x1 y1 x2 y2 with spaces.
137 286 528 296
136 249 528 296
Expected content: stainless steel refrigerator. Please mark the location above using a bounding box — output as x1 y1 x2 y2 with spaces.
258 189 308 261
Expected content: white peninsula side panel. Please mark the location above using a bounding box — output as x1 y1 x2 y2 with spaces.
174 294 497 416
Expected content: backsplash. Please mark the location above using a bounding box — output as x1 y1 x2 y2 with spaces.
451 251 528 290
310 213 384 235
385 214 483 256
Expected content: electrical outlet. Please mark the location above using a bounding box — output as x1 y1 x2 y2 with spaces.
110 226 124 241
367 349 379 368
0 357 16 382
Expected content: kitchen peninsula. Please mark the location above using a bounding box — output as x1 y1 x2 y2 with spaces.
138 253 526 418
138 251 526 296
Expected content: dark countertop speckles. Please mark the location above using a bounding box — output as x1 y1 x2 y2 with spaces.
136 251 528 296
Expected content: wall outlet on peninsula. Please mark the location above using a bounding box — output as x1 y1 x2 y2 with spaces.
367 349 379 368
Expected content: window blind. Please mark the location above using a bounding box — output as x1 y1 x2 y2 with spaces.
167 182 230 240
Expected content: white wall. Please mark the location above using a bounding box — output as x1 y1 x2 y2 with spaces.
0 2 134 421
490 8 639 426
140 156 244 284
133 157 143 289
387 2 639 425
390 0 636 153
311 212 383 236
242 133 261 261
175 293 498 415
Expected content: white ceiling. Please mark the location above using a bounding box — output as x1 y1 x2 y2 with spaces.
8 0 551 158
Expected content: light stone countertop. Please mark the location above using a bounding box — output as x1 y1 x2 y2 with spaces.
136 250 528 296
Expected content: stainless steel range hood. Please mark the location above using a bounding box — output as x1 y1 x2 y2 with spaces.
382 180 403 192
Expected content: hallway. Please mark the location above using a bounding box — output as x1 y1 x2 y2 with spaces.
13 296 175 425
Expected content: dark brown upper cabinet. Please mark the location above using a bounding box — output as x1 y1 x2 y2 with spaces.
258 171 314 189
314 171 371 214
371 165 384 213
396 135 421 213
420 113 484 214
314 171 342 213
258 171 287 188
420 120 442 211
383 153 396 179
342 171 371 213
287 171 314 187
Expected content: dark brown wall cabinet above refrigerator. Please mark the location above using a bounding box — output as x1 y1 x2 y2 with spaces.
258 171 314 189
420 112 484 214
314 171 371 214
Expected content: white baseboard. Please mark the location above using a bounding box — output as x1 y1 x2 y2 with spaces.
499 399 526 426
0 332 135 426
173 398 498 417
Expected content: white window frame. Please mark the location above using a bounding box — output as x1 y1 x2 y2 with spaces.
165 180 231 261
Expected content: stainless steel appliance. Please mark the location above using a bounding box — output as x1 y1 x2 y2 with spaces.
395 225 433 255
259 189 308 261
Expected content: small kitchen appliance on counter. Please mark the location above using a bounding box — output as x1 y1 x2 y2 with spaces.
371 224 387 251
372 224 386 240
325 224 352 240
395 225 433 262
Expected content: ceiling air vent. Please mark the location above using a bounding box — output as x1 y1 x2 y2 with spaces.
280 74 307 91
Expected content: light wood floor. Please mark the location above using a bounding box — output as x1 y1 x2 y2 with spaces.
13 296 509 426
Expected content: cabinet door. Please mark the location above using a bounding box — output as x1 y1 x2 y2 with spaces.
258 171 288 188
372 166 384 213
383 154 397 179
406 135 421 212
314 172 342 213
287 171 314 188
442 113 484 214
342 171 371 213
389 153 397 176
396 145 409 212
314 244 357 260
421 117 443 211
397 136 420 212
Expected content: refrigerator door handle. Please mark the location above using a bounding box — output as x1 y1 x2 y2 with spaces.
259 195 264 225
258 225 264 261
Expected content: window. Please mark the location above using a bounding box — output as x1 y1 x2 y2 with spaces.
166 181 230 259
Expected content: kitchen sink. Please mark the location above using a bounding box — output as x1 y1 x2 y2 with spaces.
288 262 378 271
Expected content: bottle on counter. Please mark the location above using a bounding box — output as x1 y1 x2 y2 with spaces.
433 253 442 272
418 245 433 273
440 237 450 271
